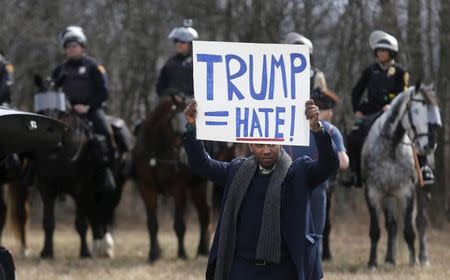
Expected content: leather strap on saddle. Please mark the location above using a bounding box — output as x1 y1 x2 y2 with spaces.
412 149 425 187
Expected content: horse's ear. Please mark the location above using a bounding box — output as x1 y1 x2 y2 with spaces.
415 79 421 93
34 75 45 92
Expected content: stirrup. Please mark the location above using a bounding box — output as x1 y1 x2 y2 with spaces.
421 166 434 185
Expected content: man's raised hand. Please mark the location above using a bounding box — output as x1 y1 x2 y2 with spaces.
184 99 197 125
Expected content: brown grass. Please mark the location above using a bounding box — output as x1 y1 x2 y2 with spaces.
1 219 448 280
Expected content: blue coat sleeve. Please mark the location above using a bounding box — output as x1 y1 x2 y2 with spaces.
183 129 229 187
305 128 339 187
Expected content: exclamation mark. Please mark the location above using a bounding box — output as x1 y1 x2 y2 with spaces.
290 105 296 142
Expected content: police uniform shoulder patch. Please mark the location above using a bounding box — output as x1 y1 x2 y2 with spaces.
5 64 14 74
97 65 106 74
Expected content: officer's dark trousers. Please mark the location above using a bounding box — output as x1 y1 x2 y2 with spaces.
87 109 114 158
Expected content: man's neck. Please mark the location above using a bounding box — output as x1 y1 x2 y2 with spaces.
259 164 275 175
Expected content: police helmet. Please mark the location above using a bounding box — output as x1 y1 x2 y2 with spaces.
59 26 87 48
285 32 313 55
369 30 398 57
168 19 199 42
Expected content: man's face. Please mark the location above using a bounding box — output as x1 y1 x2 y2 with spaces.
376 49 390 63
174 40 191 56
64 42 84 60
249 144 281 169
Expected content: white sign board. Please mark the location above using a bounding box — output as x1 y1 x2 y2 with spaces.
193 41 310 146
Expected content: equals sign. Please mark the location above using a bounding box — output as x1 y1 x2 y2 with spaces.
205 111 229 126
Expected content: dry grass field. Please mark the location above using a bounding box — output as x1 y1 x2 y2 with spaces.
1 185 448 279
0 220 447 280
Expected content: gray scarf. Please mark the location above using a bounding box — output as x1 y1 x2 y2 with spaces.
214 149 292 280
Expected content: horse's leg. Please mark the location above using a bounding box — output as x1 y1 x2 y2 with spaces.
190 182 210 257
383 196 397 265
75 197 91 258
173 185 187 259
416 187 430 266
40 187 56 258
0 186 6 244
10 180 30 257
140 184 160 262
365 188 381 269
403 191 416 266
90 190 108 257
322 188 332 261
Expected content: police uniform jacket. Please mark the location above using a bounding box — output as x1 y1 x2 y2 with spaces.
52 56 108 111
156 53 194 97
352 62 408 115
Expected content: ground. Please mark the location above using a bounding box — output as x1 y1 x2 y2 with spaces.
2 219 449 280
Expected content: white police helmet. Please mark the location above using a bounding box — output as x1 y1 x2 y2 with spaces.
168 19 199 42
284 32 313 55
369 30 398 52
59 26 87 48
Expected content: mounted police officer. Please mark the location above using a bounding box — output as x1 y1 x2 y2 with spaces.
345 30 434 186
51 26 115 188
156 19 198 98
0 51 14 106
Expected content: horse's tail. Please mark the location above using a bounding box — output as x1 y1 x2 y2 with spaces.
5 180 29 243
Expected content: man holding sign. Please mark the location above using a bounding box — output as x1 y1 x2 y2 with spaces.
183 98 337 280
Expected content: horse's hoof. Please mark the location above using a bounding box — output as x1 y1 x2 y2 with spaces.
178 251 188 260
149 247 161 263
197 245 209 256
80 251 92 258
322 252 332 261
419 257 430 267
385 259 396 266
368 262 377 271
40 250 53 259
20 247 30 258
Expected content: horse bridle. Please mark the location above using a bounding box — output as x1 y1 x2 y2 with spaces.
405 89 430 143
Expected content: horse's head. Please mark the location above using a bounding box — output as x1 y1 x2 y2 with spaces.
139 92 190 160
401 83 441 155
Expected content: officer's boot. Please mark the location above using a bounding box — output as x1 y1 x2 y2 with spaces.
417 155 434 185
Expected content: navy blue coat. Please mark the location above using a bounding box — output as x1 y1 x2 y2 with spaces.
184 128 339 280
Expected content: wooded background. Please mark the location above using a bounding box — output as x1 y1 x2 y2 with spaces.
1 0 449 224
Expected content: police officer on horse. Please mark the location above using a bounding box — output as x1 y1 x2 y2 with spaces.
0 51 14 106
345 30 435 187
156 19 198 98
51 26 115 188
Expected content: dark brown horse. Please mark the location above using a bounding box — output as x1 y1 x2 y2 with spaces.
133 94 210 262
0 155 30 257
33 76 129 258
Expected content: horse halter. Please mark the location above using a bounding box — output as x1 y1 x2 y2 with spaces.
404 89 429 143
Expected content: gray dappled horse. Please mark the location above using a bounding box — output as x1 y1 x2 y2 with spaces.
361 84 440 269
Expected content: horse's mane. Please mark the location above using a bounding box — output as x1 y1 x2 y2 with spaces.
380 88 411 146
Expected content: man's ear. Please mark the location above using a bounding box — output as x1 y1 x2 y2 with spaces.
248 144 253 153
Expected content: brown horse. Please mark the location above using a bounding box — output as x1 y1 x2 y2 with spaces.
133 94 210 262
0 155 30 257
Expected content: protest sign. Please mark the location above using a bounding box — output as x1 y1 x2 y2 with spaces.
193 41 310 146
